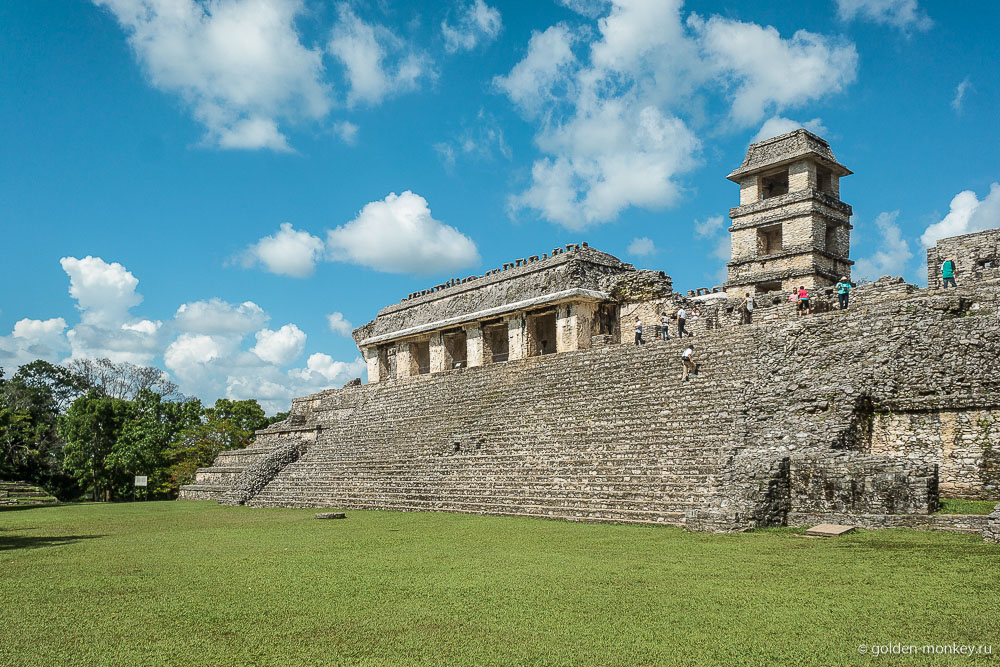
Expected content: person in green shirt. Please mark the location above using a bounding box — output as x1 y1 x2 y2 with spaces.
942 258 957 288
835 276 852 310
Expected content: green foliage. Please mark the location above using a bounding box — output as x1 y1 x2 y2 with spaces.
165 398 271 493
2 503 999 666
58 390 131 501
3 358 277 502
0 361 88 498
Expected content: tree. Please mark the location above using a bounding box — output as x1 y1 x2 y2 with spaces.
59 391 131 501
112 390 203 499
0 361 88 498
66 358 178 401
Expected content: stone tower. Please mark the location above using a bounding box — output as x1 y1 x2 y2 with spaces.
724 129 853 297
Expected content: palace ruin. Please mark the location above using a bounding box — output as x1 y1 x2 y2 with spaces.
180 130 1000 541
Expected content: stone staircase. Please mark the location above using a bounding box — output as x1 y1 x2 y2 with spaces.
178 438 283 501
0 481 58 506
248 329 761 526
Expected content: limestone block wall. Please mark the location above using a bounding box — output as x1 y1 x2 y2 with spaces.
868 408 1000 499
789 451 938 515
926 228 1000 288
189 277 1000 533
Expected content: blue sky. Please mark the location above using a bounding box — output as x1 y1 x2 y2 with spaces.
2 0 998 411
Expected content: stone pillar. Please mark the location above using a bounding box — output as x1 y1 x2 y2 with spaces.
362 346 381 384
573 302 597 351
506 313 527 361
556 302 597 352
395 342 413 379
429 331 446 373
464 324 484 368
555 304 573 353
788 159 813 193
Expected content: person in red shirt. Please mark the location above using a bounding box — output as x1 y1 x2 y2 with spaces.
797 286 811 316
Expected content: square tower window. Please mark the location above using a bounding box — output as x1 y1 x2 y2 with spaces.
757 224 783 255
756 281 782 294
759 169 789 199
825 223 839 255
816 166 833 195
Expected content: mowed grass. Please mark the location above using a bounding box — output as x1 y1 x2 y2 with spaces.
937 497 999 515
1 503 999 666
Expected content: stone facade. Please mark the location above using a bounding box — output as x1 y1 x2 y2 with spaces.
182 258 1000 537
926 228 1000 288
352 244 647 383
725 130 853 297
178 137 1000 542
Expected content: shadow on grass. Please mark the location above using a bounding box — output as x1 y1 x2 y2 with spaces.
0 533 105 551
0 503 61 513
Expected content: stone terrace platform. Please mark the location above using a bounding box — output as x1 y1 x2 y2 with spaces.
184 278 1000 533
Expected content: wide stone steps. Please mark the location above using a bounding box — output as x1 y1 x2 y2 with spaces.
200 320 763 521
285 462 724 477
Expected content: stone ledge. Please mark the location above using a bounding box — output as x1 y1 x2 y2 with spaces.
788 511 989 534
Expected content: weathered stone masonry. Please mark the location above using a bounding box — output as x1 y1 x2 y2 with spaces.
179 130 1000 538
182 278 1000 532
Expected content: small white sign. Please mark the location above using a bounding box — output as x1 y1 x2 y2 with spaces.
134 476 148 487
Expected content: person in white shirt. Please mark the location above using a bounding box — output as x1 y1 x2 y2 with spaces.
739 292 755 324
634 316 644 345
659 312 671 340
681 344 697 381
676 307 689 338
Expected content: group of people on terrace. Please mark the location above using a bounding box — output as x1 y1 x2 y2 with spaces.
627 257 963 383
632 308 698 346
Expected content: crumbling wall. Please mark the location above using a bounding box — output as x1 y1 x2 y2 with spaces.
927 228 1000 288
984 504 1000 543
190 277 1000 533
789 451 938 515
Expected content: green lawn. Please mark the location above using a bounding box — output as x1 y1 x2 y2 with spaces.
1 502 998 666
937 497 999 515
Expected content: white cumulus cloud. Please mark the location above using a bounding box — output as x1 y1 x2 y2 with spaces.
59 256 163 363
242 222 325 278
835 0 933 32
327 191 480 274
627 237 657 256
498 0 858 229
0 318 70 369
252 324 306 365
287 352 366 384
174 298 269 334
328 3 431 108
921 183 1000 248
60 256 143 326
854 211 914 281
493 24 579 117
93 0 331 150
691 16 857 126
326 312 353 337
442 0 502 53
